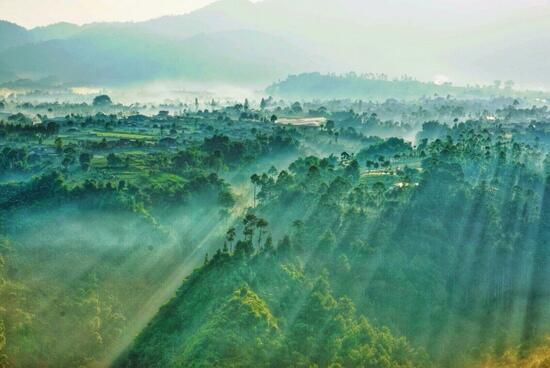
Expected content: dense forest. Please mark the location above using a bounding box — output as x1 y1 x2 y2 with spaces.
119 121 550 367
1 89 550 367
2 0 550 366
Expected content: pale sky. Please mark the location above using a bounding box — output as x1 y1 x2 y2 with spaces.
0 0 231 28
1 0 548 29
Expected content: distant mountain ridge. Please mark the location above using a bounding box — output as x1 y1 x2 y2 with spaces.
0 29 315 86
1 0 549 88
30 22 82 42
0 0 323 86
0 21 33 51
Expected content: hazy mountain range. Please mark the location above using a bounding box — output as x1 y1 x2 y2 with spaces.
1 0 549 89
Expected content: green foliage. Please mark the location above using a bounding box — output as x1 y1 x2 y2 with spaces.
1 94 550 368
0 147 28 171
117 122 550 367
93 95 113 107
357 137 412 161
120 250 427 368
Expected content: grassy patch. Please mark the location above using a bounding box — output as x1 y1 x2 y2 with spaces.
95 131 155 140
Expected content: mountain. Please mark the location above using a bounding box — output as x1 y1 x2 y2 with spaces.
29 22 82 42
0 21 32 52
0 0 323 86
1 0 550 88
0 28 316 85
0 21 32 81
136 0 259 41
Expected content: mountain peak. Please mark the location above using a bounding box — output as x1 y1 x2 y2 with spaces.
0 20 32 51
0 19 27 30
31 21 79 30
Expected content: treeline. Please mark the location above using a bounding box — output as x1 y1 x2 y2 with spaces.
184 128 299 169
0 120 59 136
0 167 234 214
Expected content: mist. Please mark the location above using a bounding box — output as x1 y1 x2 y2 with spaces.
1 0 550 90
2 1 550 367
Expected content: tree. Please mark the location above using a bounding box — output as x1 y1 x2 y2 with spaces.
291 102 303 114
270 115 278 123
251 174 261 208
277 235 292 255
256 218 268 248
93 95 112 107
372 181 386 205
263 235 274 253
226 228 237 252
107 153 119 167
46 121 60 135
218 191 235 208
243 214 258 243
260 98 268 110
268 166 278 176
54 137 63 153
79 152 93 171
340 152 351 166
345 160 360 179
62 154 75 169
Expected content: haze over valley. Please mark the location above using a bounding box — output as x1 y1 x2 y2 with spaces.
1 1 550 368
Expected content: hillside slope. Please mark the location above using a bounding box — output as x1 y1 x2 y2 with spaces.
118 251 427 368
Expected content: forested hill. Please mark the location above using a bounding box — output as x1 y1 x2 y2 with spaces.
117 252 428 368
118 120 550 367
266 73 547 100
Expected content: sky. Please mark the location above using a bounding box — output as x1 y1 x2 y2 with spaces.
0 0 238 28
1 0 548 29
